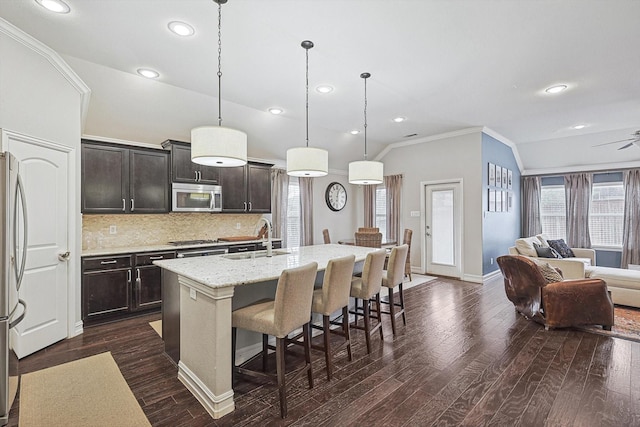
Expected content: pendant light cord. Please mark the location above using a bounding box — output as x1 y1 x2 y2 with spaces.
361 72 371 161
217 1 223 127
305 45 310 148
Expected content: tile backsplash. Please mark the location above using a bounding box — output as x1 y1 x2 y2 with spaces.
82 213 264 250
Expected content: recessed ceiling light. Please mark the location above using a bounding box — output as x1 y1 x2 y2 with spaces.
35 0 70 13
137 68 160 79
393 116 407 123
268 108 283 115
545 84 568 94
316 85 334 94
572 124 586 130
168 21 195 37
350 130 360 135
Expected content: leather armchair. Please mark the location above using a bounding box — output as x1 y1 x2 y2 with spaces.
497 255 614 330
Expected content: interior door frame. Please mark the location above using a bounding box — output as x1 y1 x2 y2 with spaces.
420 179 463 278
1 129 79 341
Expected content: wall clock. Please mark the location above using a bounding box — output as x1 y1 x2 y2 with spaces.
325 182 347 211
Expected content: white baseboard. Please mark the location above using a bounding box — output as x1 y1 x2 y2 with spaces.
482 269 502 283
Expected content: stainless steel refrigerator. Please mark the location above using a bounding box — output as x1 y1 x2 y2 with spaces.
0 152 27 425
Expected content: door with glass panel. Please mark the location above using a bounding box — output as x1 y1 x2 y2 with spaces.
423 181 462 278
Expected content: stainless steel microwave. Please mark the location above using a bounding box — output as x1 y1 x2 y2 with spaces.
172 183 222 212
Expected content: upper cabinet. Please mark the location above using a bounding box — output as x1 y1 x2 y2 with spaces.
82 140 170 214
162 140 220 184
220 162 272 213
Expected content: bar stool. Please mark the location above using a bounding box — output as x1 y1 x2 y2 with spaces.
323 228 331 244
381 244 409 336
403 228 413 281
349 249 387 354
310 255 356 380
231 262 318 418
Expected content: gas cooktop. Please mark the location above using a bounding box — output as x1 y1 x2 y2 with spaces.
168 239 218 246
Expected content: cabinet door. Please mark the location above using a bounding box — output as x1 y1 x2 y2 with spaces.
81 143 129 213
130 149 170 213
247 163 272 213
198 164 220 185
82 268 131 323
134 265 163 310
171 144 199 183
220 165 247 212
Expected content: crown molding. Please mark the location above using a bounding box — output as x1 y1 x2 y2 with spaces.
523 160 640 176
375 127 484 161
481 126 524 173
0 18 91 131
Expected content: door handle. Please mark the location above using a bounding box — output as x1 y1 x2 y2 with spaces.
131 198 135 212
58 251 71 261
243 201 247 212
122 198 126 212
248 201 252 211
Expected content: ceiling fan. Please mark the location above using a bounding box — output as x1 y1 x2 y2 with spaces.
592 130 640 150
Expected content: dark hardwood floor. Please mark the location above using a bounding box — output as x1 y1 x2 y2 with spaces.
8 275 640 426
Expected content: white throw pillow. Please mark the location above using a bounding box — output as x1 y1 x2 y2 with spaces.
515 236 540 257
535 234 551 247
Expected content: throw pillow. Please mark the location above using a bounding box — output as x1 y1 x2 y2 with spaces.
515 237 539 257
547 239 576 258
534 260 564 284
533 242 561 259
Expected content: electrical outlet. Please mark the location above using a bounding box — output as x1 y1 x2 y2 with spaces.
236 223 241 229
490 257 494 264
109 225 117 234
190 288 197 300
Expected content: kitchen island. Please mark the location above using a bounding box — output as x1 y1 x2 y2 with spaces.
153 243 376 419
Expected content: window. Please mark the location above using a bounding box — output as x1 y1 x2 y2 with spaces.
540 185 566 240
375 185 387 241
286 178 300 247
589 182 624 247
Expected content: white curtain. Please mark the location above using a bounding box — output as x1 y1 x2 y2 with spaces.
299 177 314 246
522 176 542 237
270 168 289 246
564 173 592 248
622 169 640 268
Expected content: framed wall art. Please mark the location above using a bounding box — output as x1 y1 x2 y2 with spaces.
507 169 513 189
495 190 502 212
502 168 508 188
495 166 502 188
488 189 495 212
488 163 496 186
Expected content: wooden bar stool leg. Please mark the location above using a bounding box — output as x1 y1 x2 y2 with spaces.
231 327 237 384
399 283 407 326
342 306 352 361
353 298 360 326
363 299 372 354
276 337 287 418
388 288 397 336
323 315 332 380
375 294 383 341
262 334 269 371
303 323 314 388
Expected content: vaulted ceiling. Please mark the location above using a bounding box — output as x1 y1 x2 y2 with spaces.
2 0 639 173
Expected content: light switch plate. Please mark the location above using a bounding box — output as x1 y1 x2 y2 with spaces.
109 225 117 234
410 211 420 217
190 288 197 300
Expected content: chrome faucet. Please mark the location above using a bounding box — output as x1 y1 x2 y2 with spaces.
258 217 273 257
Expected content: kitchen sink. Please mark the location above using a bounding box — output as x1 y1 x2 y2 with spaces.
222 249 292 260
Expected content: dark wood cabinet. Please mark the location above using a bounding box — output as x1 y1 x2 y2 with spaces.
220 162 272 213
82 250 176 325
82 140 170 214
162 140 220 184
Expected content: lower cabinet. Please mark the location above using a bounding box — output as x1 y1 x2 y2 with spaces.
82 250 176 325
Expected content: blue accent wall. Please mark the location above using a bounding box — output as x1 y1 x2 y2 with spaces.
482 133 521 276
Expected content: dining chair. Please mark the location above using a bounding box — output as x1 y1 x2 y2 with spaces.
357 227 379 233
403 228 413 281
323 228 331 244
231 262 318 418
381 244 409 336
355 231 382 248
349 249 387 353
309 255 356 380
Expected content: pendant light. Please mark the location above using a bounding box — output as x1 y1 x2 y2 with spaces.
349 72 383 184
191 0 247 167
286 40 328 177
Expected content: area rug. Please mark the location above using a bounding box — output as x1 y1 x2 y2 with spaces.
19 352 151 427
575 306 640 343
149 319 162 338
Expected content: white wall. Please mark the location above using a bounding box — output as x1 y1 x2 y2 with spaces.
0 19 89 336
310 173 358 244
380 130 484 281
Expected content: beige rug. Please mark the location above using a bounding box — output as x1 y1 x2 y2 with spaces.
19 352 150 427
149 320 162 338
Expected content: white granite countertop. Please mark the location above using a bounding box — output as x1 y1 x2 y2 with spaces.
154 244 377 289
82 238 281 257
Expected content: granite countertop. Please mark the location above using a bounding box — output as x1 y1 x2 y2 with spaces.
153 243 376 289
82 238 282 257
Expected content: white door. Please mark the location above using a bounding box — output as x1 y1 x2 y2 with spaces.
423 181 462 278
6 133 69 358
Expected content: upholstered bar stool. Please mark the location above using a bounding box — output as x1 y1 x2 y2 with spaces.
349 249 387 354
323 228 331 244
310 255 356 380
381 244 409 336
403 229 413 281
231 262 318 418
